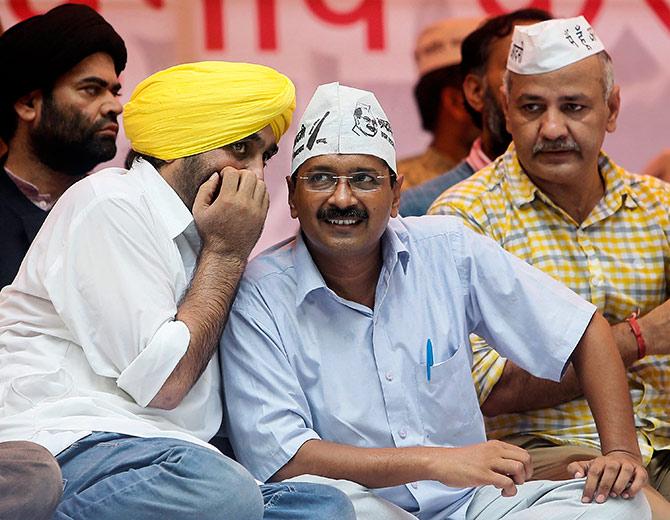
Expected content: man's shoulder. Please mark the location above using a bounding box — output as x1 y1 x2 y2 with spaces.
243 237 299 285
622 168 670 204
429 161 506 215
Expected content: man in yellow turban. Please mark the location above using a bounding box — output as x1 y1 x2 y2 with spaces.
0 61 355 519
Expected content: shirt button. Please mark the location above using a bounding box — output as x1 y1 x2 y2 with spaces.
385 371 394 381
399 429 407 439
410 482 418 489
592 276 603 287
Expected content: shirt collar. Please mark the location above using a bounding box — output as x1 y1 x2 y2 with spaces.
465 137 491 172
502 144 638 218
131 158 193 240
292 217 410 307
4 166 57 210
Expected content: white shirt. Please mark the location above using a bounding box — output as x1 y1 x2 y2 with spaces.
222 216 596 519
0 159 222 456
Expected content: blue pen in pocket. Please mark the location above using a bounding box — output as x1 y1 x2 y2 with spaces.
426 338 434 382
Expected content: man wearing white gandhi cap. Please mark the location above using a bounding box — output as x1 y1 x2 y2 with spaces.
429 14 670 519
221 81 651 518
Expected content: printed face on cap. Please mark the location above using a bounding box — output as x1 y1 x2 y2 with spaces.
288 153 401 264
503 54 619 191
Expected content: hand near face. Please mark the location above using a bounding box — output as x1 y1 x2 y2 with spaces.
432 440 533 497
567 451 648 503
193 167 269 260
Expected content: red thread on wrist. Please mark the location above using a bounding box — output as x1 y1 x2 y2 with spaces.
625 310 646 360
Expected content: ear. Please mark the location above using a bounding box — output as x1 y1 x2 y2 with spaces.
462 73 485 114
286 175 298 219
14 90 43 124
605 85 621 134
441 87 470 122
500 84 512 133
390 174 403 218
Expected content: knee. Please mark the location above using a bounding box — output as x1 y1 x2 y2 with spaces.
192 451 264 520
307 484 356 520
0 441 62 520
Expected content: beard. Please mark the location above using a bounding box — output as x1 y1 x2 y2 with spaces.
29 93 118 177
483 87 513 158
172 153 213 210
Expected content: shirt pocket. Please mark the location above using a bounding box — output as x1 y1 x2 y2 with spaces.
413 344 485 447
6 369 74 412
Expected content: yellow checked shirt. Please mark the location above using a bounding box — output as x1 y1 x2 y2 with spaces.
428 143 670 464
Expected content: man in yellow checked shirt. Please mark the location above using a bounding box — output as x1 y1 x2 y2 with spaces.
429 16 670 519
0 61 354 520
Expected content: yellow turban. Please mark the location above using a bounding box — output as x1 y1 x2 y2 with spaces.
123 61 296 160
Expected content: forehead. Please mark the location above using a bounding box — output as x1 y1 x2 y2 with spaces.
299 153 387 171
56 52 119 86
508 54 604 99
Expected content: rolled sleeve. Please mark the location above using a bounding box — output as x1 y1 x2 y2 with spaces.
222 288 321 483
117 320 190 407
458 224 596 382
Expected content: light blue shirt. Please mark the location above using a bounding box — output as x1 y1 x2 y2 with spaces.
222 215 595 520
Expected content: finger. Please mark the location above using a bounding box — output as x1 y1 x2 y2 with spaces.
492 459 528 486
253 178 267 202
220 167 241 194
592 462 619 503
610 463 635 497
500 445 533 480
261 190 270 216
567 460 590 479
623 467 648 499
237 169 259 197
581 460 603 503
194 172 220 210
489 472 517 497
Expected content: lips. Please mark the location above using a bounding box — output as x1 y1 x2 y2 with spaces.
98 123 119 135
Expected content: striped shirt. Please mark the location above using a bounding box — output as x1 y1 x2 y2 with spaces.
429 143 670 463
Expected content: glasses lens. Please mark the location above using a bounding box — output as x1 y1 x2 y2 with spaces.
350 172 382 191
305 172 336 191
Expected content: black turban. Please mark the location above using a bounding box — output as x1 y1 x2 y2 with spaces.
0 3 127 110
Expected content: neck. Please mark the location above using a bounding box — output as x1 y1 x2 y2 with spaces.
528 165 604 225
310 242 383 310
4 141 84 199
431 121 473 163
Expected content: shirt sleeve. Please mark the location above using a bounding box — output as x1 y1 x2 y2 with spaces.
455 224 596 382
221 283 320 482
43 195 189 407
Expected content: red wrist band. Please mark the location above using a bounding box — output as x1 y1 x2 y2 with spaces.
625 310 646 360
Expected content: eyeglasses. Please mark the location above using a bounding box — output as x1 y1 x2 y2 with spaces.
297 171 391 192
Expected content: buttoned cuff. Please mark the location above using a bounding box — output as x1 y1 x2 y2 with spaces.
117 320 190 407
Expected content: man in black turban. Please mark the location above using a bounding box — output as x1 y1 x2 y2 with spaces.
0 5 126 520
0 3 127 288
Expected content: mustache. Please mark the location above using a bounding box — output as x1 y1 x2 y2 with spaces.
533 138 580 154
317 207 368 221
90 114 119 133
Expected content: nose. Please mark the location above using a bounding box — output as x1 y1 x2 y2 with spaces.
538 106 568 141
102 93 123 119
327 177 357 208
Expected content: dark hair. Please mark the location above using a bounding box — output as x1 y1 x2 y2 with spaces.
460 8 552 126
124 149 169 170
413 64 462 132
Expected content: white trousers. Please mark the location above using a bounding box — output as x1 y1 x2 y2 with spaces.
287 475 651 520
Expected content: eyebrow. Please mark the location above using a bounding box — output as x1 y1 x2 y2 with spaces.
517 93 590 103
234 132 279 157
77 76 122 94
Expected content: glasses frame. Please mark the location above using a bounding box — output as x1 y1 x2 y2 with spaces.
296 170 392 193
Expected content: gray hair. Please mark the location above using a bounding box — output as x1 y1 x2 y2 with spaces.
503 50 615 101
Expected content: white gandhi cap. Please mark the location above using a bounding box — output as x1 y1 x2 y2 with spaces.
507 16 605 75
291 82 396 174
